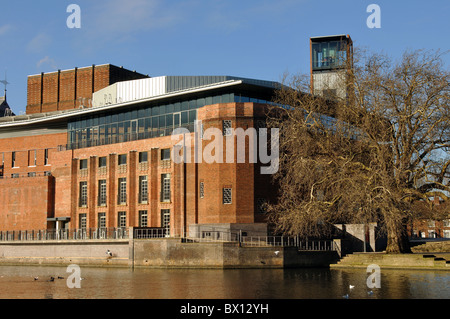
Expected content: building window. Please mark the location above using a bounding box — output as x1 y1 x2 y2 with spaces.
80 159 88 170
44 149 49 165
98 180 107 206
199 182 205 199
28 172 36 177
428 220 436 228
222 120 232 136
139 210 148 227
139 152 148 163
139 176 148 203
161 148 171 161
98 212 106 229
444 230 450 239
118 211 127 228
99 156 107 168
223 187 232 204
79 213 87 230
161 174 171 202
12 151 16 167
118 177 127 204
161 209 170 237
443 219 450 227
118 154 127 165
79 181 88 207
11 173 19 178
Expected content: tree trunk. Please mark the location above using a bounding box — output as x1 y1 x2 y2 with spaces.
385 221 411 254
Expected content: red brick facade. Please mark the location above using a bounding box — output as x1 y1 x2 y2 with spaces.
26 64 148 114
0 102 275 235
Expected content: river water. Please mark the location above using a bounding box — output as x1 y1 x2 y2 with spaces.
0 265 449 299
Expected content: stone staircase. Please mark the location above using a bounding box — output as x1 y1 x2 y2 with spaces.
331 252 450 270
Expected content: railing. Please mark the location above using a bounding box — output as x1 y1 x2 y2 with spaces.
133 227 337 251
0 226 337 252
0 227 129 241
241 237 335 251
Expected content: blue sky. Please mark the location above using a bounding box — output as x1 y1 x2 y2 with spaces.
0 0 449 115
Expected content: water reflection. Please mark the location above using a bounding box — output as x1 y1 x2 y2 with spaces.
0 265 448 299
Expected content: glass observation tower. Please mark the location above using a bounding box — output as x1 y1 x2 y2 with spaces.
310 34 353 100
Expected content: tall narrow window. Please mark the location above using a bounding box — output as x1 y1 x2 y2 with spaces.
79 213 87 230
98 212 106 229
79 181 88 207
98 179 107 206
139 210 148 227
223 187 232 204
222 120 232 136
44 149 49 165
118 177 127 204
161 174 171 202
161 209 170 237
118 211 127 229
199 182 205 199
12 151 16 167
139 176 148 203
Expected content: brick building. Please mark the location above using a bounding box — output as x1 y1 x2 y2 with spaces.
26 64 148 114
0 66 279 238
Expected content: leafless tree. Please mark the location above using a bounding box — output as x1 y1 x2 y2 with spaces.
266 49 449 253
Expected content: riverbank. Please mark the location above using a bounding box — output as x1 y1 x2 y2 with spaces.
0 238 340 269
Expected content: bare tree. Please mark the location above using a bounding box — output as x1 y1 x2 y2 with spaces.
267 49 449 253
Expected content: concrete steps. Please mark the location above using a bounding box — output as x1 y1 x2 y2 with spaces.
331 252 450 270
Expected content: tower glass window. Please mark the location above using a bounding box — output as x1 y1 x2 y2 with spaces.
311 36 351 71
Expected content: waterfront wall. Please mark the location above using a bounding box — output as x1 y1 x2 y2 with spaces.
0 238 339 268
0 240 130 267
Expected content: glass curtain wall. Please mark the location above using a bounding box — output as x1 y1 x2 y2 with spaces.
67 92 275 150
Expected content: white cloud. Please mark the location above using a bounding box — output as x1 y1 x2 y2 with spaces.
37 56 57 70
27 33 52 53
0 24 12 36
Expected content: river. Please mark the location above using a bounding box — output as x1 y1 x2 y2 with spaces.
0 265 449 299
